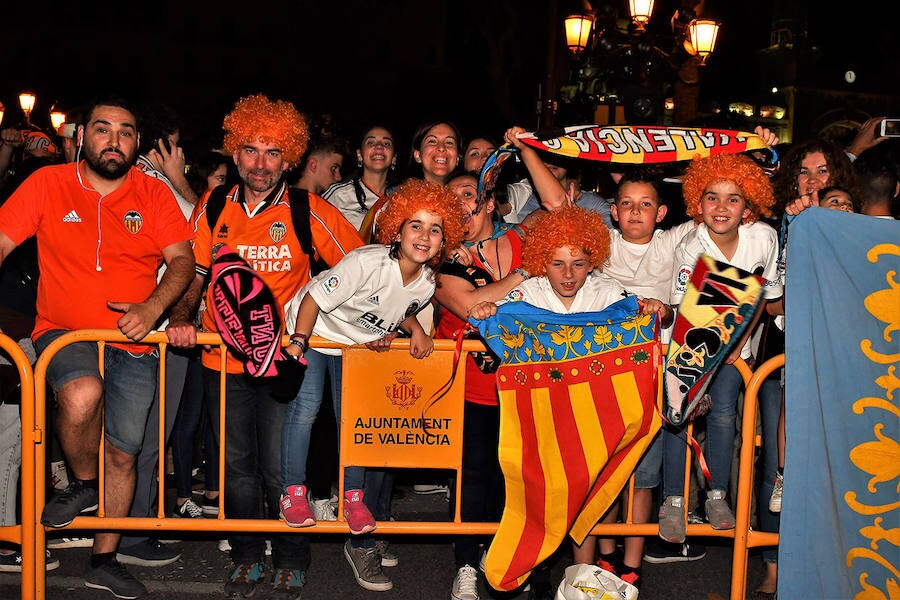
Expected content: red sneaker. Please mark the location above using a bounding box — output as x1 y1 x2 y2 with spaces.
280 485 316 528
343 489 376 535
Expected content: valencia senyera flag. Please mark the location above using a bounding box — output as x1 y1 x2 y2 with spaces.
473 297 661 591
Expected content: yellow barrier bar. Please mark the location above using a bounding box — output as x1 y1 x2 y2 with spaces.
731 353 784 600
0 335 35 600
27 330 778 600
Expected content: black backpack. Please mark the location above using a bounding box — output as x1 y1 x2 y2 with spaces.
204 185 329 275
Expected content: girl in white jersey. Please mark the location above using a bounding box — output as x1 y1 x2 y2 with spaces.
279 179 466 591
659 153 781 549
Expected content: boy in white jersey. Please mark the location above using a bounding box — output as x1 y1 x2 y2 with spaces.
659 153 782 545
280 179 466 592
574 169 694 587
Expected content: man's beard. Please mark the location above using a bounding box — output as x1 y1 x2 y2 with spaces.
84 146 135 180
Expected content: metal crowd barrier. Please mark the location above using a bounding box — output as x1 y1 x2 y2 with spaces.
5 330 781 599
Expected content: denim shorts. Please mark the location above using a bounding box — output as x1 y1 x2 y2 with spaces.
35 330 159 456
633 430 662 489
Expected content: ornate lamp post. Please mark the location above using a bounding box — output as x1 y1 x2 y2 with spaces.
558 2 720 125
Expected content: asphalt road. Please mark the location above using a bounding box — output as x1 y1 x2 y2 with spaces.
0 480 767 600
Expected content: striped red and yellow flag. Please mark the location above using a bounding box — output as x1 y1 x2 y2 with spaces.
474 297 661 591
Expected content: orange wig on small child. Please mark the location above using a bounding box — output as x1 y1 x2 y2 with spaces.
681 153 775 224
375 179 467 268
522 207 611 276
222 94 309 165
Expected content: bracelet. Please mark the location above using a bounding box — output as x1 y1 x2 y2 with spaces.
289 332 309 352
512 267 530 279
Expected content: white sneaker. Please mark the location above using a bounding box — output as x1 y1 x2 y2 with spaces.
311 497 337 521
413 483 450 498
50 461 69 493
451 565 479 600
769 472 783 513
217 539 231 552
47 536 93 549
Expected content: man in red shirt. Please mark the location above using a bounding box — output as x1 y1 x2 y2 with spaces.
0 96 195 599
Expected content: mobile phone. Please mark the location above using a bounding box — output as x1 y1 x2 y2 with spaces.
156 137 174 154
878 119 900 138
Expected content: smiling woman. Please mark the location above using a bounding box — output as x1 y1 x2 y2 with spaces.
408 121 462 185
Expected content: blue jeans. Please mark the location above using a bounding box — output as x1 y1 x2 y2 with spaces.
757 378 782 563
170 354 218 499
0 403 20 527
281 349 386 550
663 363 742 498
281 349 341 488
203 368 309 570
36 330 159 456
122 349 188 548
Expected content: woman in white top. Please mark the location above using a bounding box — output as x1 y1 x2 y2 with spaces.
324 125 398 233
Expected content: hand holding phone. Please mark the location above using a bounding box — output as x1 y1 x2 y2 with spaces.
878 118 900 138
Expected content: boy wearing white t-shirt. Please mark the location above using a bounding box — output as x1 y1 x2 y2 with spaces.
582 169 695 585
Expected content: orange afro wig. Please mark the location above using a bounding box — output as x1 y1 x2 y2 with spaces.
681 153 775 224
523 207 611 276
222 94 309 165
375 179 467 268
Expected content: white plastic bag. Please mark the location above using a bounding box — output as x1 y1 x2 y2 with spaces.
555 563 639 600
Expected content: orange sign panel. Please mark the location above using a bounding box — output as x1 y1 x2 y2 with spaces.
340 346 466 470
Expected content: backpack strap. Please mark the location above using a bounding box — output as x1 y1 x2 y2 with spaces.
287 188 314 257
288 188 330 276
204 184 231 233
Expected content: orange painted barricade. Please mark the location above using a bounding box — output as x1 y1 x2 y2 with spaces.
23 329 780 600
0 334 35 600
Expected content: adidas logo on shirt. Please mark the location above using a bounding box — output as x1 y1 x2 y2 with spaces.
366 295 380 305
62 210 82 223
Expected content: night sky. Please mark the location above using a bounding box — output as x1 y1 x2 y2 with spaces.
1 0 897 157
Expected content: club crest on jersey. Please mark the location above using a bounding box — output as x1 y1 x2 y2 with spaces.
269 221 287 243
123 210 143 233
675 265 692 293
322 275 341 295
403 301 420 320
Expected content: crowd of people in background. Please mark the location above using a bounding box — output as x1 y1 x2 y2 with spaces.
0 93 896 600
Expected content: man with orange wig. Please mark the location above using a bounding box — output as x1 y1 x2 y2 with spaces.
167 94 363 599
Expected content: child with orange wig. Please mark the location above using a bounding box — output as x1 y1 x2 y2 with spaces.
469 206 668 317
280 179 466 590
222 94 309 166
657 153 783 546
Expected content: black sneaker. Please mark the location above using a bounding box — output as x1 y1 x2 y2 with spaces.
201 495 220 516
225 562 266 598
642 540 707 564
0 549 59 572
85 559 147 599
271 567 305 599
116 539 182 567
40 480 98 528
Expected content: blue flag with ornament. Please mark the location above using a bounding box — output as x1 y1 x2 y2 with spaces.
780 208 900 599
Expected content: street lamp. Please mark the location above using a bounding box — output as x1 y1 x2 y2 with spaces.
558 2 722 125
18 92 36 125
50 108 67 131
565 13 595 55
687 19 720 65
628 0 654 29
